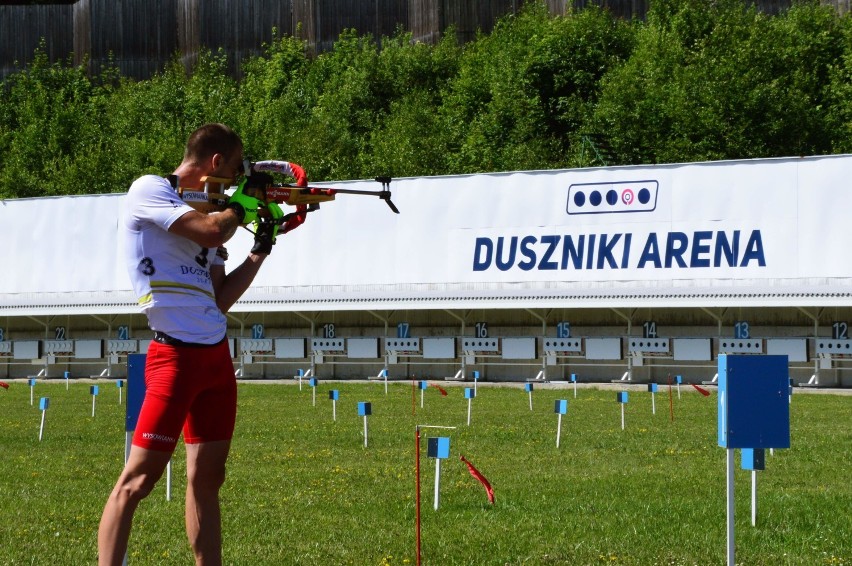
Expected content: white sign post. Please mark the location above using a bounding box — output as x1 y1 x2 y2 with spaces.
554 400 568 448
358 402 372 448
38 397 49 441
617 392 628 430
464 388 475 426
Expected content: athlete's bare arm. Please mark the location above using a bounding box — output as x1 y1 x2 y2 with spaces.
210 253 267 313
169 208 242 249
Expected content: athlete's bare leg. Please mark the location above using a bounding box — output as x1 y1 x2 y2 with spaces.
184 439 231 566
98 445 173 566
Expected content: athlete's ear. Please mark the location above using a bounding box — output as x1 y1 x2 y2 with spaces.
210 153 224 171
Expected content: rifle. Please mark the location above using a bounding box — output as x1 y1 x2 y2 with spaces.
176 160 399 222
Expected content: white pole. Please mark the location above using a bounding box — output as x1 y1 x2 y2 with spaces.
92 395 97 417
124 432 132 464
30 386 33 406
528 391 533 411
573 380 577 398
384 372 388 396
677 382 681 399
363 416 369 447
39 410 46 441
119 386 122 405
298 373 302 391
123 432 131 566
433 459 441 511
621 404 625 430
312 387 316 407
651 393 656 415
467 398 472 426
166 460 172 501
751 470 757 527
421 388 424 409
332 400 337 421
556 413 562 448
727 448 735 566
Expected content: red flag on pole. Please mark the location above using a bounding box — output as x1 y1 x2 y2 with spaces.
431 384 448 396
691 383 711 397
0 381 8 389
460 455 494 504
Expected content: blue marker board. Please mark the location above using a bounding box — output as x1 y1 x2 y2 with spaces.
126 354 147 432
717 355 790 449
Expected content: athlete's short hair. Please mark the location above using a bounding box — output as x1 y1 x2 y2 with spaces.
184 123 242 164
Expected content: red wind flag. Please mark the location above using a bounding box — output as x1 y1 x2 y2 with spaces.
0 381 8 389
691 383 711 397
460 455 494 504
431 384 448 396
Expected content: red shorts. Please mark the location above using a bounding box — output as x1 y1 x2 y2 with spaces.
132 338 236 452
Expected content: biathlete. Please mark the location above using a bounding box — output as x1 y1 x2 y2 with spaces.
98 123 308 566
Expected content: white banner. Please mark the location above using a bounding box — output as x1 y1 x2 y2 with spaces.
1 154 850 314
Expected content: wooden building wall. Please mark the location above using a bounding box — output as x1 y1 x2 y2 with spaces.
0 3 73 78
0 0 847 81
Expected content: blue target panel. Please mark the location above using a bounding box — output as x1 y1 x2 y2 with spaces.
328 390 339 400
357 401 372 416
39 397 49 410
116 380 124 388
570 373 577 383
525 383 533 392
717 355 790 449
741 448 765 471
427 437 450 459
90 385 99 396
617 392 628 404
28 378 36 386
554 399 568 414
126 353 147 432
464 388 476 399
647 383 658 393
419 380 428 390
309 378 318 387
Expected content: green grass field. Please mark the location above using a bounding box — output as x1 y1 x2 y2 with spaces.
0 379 849 565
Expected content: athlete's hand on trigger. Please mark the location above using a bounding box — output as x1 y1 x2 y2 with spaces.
251 203 284 255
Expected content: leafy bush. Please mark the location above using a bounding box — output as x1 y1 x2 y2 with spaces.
591 0 844 164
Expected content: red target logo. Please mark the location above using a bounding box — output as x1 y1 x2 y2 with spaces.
621 189 635 205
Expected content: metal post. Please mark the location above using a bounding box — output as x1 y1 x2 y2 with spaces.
433 459 441 511
556 413 562 448
727 448 735 566
751 470 757 527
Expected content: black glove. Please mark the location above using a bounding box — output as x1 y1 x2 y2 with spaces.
251 220 277 255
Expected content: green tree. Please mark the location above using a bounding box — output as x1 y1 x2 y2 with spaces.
591 0 843 164
438 3 634 173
